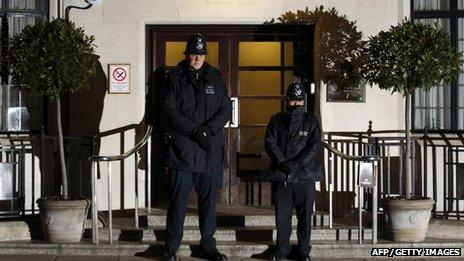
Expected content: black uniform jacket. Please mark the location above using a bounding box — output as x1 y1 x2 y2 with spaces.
163 60 231 174
265 106 323 182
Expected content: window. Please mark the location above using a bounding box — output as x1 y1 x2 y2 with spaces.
0 0 48 132
412 0 464 130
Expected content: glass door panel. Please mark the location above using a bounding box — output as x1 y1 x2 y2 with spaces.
239 128 266 153
240 99 280 125
238 42 281 66
239 71 281 96
237 41 294 153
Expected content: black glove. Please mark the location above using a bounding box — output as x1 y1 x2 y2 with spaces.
277 161 288 174
283 161 300 174
283 161 302 183
192 126 213 150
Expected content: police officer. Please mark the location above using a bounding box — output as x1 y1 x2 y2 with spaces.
264 82 323 261
163 33 231 261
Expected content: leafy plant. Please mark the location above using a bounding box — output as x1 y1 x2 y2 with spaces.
364 19 462 199
270 6 366 88
8 18 97 199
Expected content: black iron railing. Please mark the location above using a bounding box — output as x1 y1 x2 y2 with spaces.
0 133 93 216
323 121 464 221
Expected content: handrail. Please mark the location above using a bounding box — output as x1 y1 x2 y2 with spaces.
322 140 380 162
89 125 153 162
322 139 380 245
89 124 153 245
93 124 139 139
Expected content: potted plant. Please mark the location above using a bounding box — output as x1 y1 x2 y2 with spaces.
8 18 97 243
363 20 462 242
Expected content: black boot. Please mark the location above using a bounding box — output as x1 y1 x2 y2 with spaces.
166 253 178 261
201 239 227 261
268 252 286 261
203 248 227 261
165 244 178 261
298 254 311 261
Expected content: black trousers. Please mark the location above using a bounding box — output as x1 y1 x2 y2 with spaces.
273 181 316 257
166 168 220 253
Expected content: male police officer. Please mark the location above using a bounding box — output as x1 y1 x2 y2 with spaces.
264 82 323 261
163 33 231 261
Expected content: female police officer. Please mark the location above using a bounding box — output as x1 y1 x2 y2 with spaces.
264 82 323 261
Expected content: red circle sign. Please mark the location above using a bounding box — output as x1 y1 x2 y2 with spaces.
113 68 127 82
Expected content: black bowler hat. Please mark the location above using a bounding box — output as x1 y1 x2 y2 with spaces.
286 82 306 101
184 33 208 55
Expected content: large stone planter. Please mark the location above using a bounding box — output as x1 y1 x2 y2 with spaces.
384 197 434 242
37 198 89 243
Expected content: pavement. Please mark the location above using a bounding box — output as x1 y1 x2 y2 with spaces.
0 256 458 261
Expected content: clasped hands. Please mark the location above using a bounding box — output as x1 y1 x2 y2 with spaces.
191 126 213 150
277 160 303 183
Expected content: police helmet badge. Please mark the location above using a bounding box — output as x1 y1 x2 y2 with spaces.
196 38 204 51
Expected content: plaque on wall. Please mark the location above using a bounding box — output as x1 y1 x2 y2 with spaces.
326 80 366 103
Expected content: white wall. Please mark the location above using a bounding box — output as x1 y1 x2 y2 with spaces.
61 0 408 134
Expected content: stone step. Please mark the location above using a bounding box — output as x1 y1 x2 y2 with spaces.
0 221 31 241
0 239 462 258
144 211 330 228
86 226 372 242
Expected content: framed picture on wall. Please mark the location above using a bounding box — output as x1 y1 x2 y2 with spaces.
326 80 366 103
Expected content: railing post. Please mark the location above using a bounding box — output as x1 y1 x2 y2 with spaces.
367 121 374 153
328 134 333 229
387 145 391 196
372 160 378 244
91 161 98 244
358 182 363 244
108 161 113 245
147 136 151 214
329 182 333 229
399 140 403 195
423 132 428 199
135 151 139 229
411 139 416 197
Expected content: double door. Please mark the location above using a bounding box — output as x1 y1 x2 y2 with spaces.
148 25 314 206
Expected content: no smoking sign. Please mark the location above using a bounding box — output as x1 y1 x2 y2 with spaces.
108 64 130 93
113 68 127 82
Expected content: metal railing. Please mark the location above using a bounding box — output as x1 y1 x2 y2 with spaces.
322 140 381 244
89 124 152 244
0 146 25 218
419 131 464 219
324 121 464 241
325 128 464 219
0 134 93 215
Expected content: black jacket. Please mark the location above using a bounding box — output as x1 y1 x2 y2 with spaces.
163 60 231 174
265 106 323 182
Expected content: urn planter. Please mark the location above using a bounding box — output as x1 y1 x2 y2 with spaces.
384 197 434 242
37 198 89 243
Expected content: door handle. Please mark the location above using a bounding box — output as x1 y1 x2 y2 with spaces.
225 97 239 128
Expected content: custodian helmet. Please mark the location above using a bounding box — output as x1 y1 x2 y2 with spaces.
286 82 306 100
184 33 208 55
